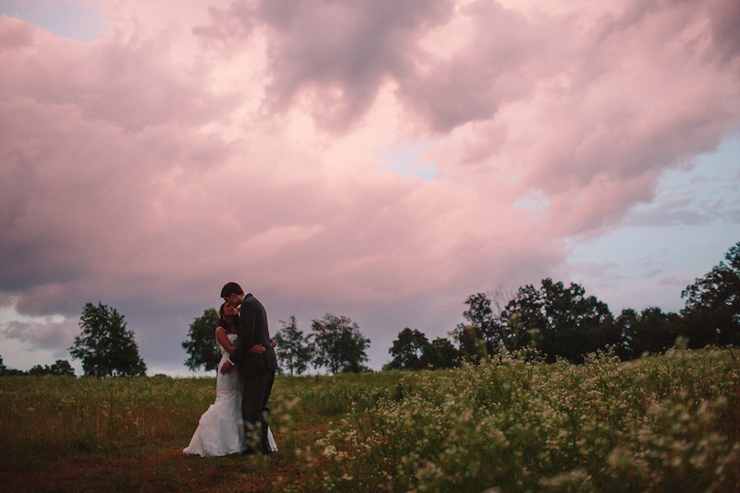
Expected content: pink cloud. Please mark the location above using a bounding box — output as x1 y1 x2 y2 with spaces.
0 0 738 370
194 0 455 132
0 17 235 132
0 14 33 50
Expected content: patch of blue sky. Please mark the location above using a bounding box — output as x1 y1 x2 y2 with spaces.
514 189 549 220
0 0 106 43
624 134 740 229
378 142 439 181
387 162 439 181
514 189 549 209
566 133 740 312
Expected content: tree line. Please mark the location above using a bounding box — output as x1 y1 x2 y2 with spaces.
0 356 76 377
186 240 739 374
3 241 737 377
387 240 740 369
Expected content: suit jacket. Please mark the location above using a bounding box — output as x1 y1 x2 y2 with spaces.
231 293 278 376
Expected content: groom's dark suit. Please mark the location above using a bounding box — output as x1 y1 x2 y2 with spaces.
230 293 278 454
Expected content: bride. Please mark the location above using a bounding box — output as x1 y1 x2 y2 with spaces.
184 302 277 456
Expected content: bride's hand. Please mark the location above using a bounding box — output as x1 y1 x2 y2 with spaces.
248 344 266 355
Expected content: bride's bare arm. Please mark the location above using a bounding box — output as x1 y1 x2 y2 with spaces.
215 327 236 354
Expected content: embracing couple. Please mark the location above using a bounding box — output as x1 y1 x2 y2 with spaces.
184 282 279 457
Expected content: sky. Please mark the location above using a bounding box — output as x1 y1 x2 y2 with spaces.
1 0 738 376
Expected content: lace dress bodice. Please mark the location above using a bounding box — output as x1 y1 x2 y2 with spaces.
216 333 242 395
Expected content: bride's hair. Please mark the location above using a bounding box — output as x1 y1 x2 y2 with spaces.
219 302 239 333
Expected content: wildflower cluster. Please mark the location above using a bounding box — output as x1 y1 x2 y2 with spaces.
296 348 739 492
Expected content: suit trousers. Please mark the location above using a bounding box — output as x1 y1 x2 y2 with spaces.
241 369 275 453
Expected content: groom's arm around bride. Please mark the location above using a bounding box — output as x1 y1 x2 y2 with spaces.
233 293 278 376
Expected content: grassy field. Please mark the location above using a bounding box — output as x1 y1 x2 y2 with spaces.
1 347 738 492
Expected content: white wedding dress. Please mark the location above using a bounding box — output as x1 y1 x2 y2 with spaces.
184 333 277 456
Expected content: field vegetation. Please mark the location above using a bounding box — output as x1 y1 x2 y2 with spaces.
1 347 738 492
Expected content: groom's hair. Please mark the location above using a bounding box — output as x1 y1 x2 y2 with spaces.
220 282 244 298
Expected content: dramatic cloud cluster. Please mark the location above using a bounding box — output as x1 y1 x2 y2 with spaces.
1 0 739 372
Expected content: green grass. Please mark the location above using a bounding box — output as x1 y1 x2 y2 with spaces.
1 348 738 492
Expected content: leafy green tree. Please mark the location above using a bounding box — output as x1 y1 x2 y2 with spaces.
453 324 488 362
28 360 75 376
69 302 147 377
386 328 433 370
182 308 221 372
501 279 617 363
427 337 460 369
274 316 313 375
453 291 510 360
49 359 75 376
311 313 370 374
28 364 48 376
615 308 640 359
618 307 681 358
681 241 740 347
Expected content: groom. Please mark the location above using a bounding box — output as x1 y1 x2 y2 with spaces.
220 282 278 455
